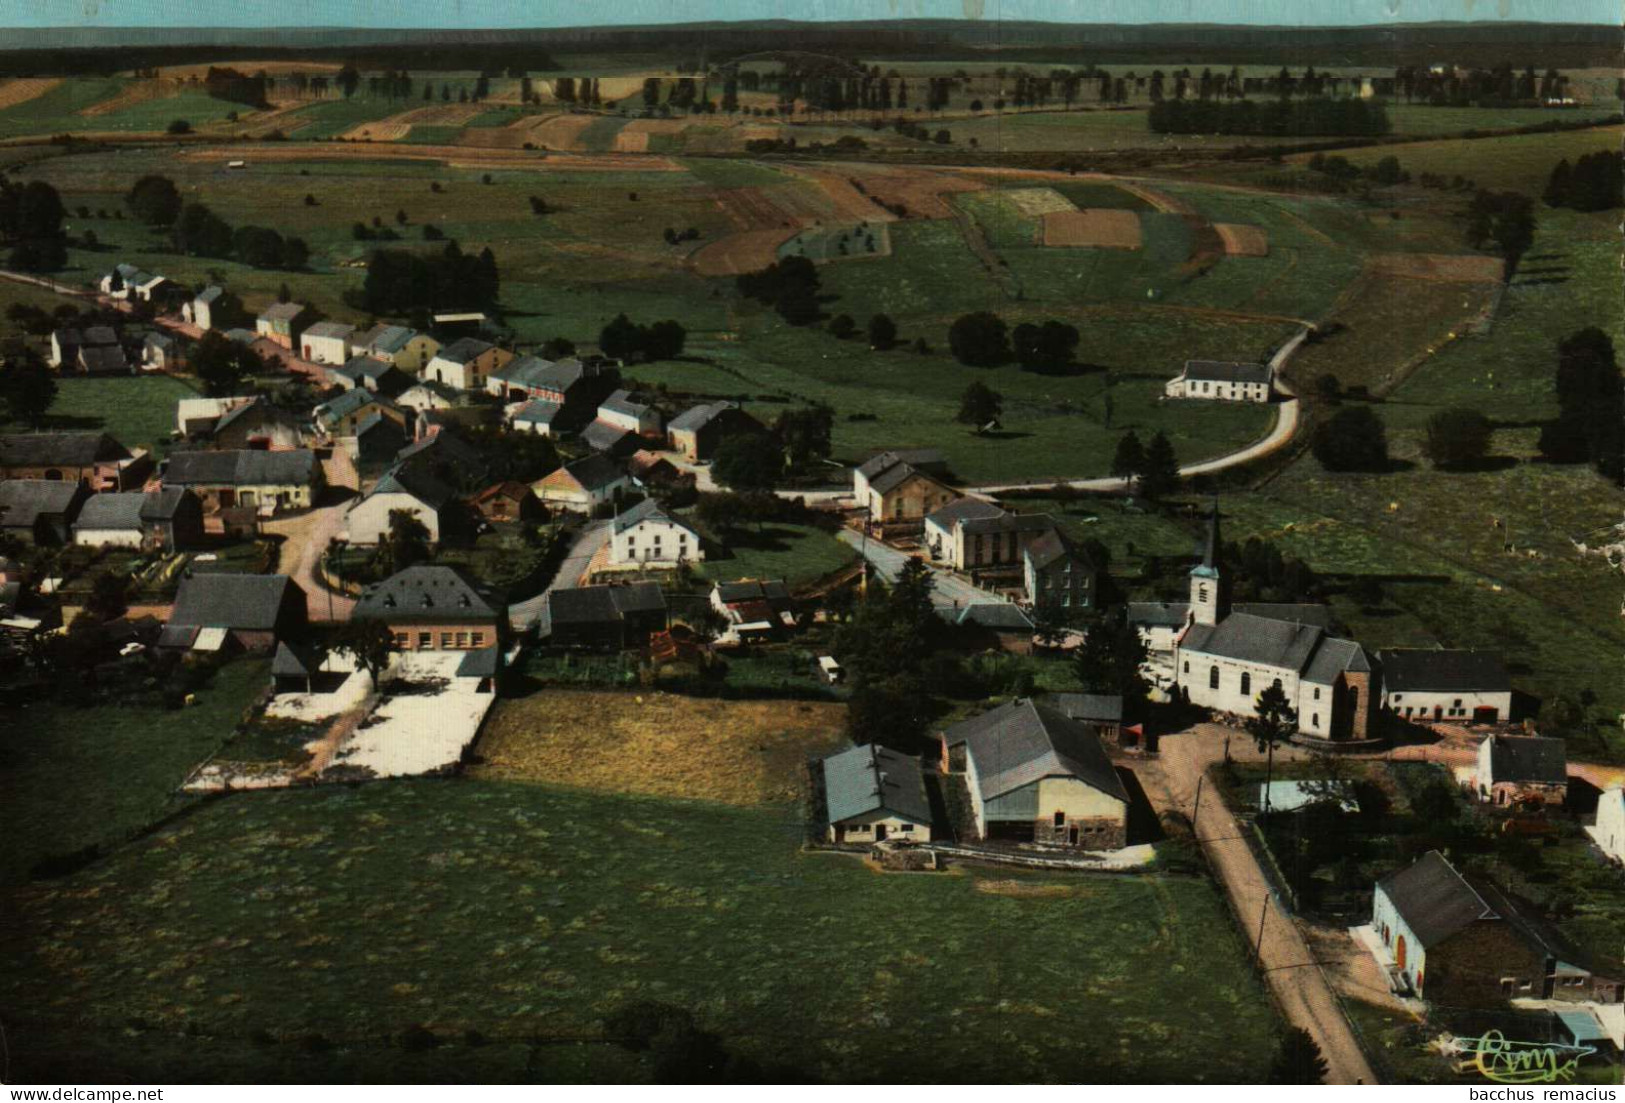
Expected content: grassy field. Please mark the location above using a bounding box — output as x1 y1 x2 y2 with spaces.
0 658 268 886
472 688 846 805
696 522 856 586
1309 123 1625 194
0 777 1282 1082
0 77 126 137
0 373 200 453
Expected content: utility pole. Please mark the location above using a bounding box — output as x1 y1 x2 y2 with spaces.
1191 774 1204 832
1254 894 1270 962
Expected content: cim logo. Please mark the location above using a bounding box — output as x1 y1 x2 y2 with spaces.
1447 1030 1596 1084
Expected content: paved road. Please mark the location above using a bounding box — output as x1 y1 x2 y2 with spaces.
507 519 610 632
837 529 1011 612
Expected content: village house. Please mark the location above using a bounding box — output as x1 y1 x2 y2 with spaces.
208 398 305 451
351 566 502 665
488 357 616 432
1369 850 1622 1007
1472 734 1568 807
299 321 356 365
355 413 411 469
99 263 172 304
313 389 411 441
608 498 702 568
944 601 1038 654
628 450 690 489
325 355 410 397
940 698 1130 848
467 481 542 525
395 381 456 414
1169 507 1375 742
711 578 796 641
1024 527 1098 613
162 449 324 514
1592 787 1625 865
1164 360 1274 402
271 640 335 695
142 331 181 371
255 302 316 351
0 432 143 490
924 496 1007 563
73 487 204 551
51 326 128 375
0 480 88 545
854 449 957 536
511 398 564 437
1378 649 1514 725
176 396 252 438
394 431 488 490
666 402 764 462
536 582 668 650
821 743 934 845
160 573 307 655
580 418 639 457
354 324 441 375
181 286 226 331
344 463 455 546
596 389 662 436
1046 692 1125 745
423 337 513 392
533 454 631 514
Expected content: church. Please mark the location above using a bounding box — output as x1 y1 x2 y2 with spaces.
1164 506 1377 743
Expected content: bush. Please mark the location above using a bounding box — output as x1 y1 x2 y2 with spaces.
1311 406 1390 472
166 119 192 135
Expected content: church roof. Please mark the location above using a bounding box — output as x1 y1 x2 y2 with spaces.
1181 611 1325 673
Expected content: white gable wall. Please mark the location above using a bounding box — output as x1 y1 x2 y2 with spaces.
345 491 442 546
611 516 702 566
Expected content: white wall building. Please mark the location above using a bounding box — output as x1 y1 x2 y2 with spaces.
1593 787 1625 865
609 498 702 567
1164 360 1273 402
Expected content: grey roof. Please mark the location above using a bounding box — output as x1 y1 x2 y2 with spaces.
556 453 626 493
542 582 666 628
1377 850 1496 949
493 356 587 393
164 449 319 488
272 639 327 678
823 743 933 827
1024 526 1093 572
1183 360 1272 385
361 324 418 355
925 496 1006 529
194 285 225 304
140 486 192 521
0 480 81 529
612 496 694 536
1486 735 1568 786
1232 602 1334 628
259 302 308 323
394 432 487 482
79 344 129 373
317 387 397 424
330 354 393 382
145 331 176 351
0 433 128 469
1180 611 1324 672
1301 636 1372 686
668 401 737 433
301 321 355 340
600 389 649 418
364 462 455 511
455 645 501 678
224 328 257 345
81 326 117 347
52 327 82 348
170 573 299 630
513 398 562 424
961 512 1056 537
1380 649 1510 694
715 579 790 604
73 491 148 531
950 602 1037 631
857 448 945 479
1045 693 1124 724
432 337 493 365
865 454 952 497
1128 601 1192 629
353 566 498 624
581 419 634 453
942 698 1129 805
213 397 298 437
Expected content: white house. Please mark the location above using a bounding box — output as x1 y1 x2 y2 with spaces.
355 324 441 375
342 464 453 546
532 453 630 513
182 286 225 331
511 399 563 436
923 496 1009 564
99 263 154 301
821 743 934 845
299 321 356 366
423 337 511 392
1591 787 1625 865
609 497 702 567
1164 360 1273 402
1471 734 1567 808
1378 649 1513 725
596 389 661 436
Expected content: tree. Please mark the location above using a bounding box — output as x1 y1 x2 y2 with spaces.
375 509 432 576
191 331 255 395
540 337 576 360
1139 431 1181 499
773 405 834 470
1071 612 1149 715
1110 430 1146 481
1268 1029 1329 1085
598 313 643 361
0 344 58 426
1541 327 1624 483
867 313 897 350
335 618 396 688
166 119 193 135
126 175 183 226
712 433 782 492
947 311 1009 367
643 320 686 361
826 313 856 340
956 380 1003 429
1313 373 1342 404
336 65 361 99
1011 319 1079 373
84 571 129 622
1247 682 1298 814
1423 407 1493 469
1311 406 1390 472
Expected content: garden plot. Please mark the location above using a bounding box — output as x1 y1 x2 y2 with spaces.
1001 186 1076 216
1367 252 1504 282
1215 222 1270 257
1042 208 1144 249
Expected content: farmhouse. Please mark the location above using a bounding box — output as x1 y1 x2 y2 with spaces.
468 481 542 525
667 402 764 461
533 454 630 513
344 463 454 546
711 578 796 640
354 324 440 375
162 449 324 514
299 321 355 365
255 302 316 351
142 332 181 371
352 565 501 657
1472 734 1567 807
609 498 703 567
941 698 1129 848
1164 360 1273 402
924 496 1007 563
536 582 668 650
1592 787 1625 865
314 388 410 440
1369 850 1621 1007
395 431 488 489
511 398 564 436
488 358 614 430
0 480 88 545
1170 507 1374 742
176 396 252 438
326 355 409 397
161 573 307 654
1378 649 1513 725
821 743 934 845
596 389 661 436
355 413 411 468
854 449 957 536
208 398 305 451
99 263 166 301
628 450 688 488
423 337 513 392
181 286 226 331
0 432 141 490
51 326 127 375
580 418 639 457
73 487 203 551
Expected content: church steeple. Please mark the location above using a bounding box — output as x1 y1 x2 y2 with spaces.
1189 497 1225 627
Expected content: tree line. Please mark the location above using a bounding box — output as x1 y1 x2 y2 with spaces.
1149 97 1391 137
1543 151 1622 212
128 175 310 271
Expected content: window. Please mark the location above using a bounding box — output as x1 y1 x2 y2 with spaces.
394 632 409 648
440 633 453 648
1314 687 1321 701
896 824 912 833
418 632 432 649
1312 714 1319 727
1198 584 1209 603
1183 661 1190 674
456 632 469 648
471 633 485 647
1453 699 1463 709
1209 666 1219 690
1240 672 1251 695
1053 811 1066 827
1392 694 1402 702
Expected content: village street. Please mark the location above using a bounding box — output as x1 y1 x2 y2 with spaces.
261 450 358 623
507 518 610 632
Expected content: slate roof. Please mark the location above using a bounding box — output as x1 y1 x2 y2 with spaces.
600 389 649 418
668 401 738 433
272 640 327 679
1180 611 1324 672
1486 735 1568 786
1377 850 1496 949
0 480 81 528
330 354 393 383
79 344 129 373
140 487 192 521
925 496 1006 530
856 448 945 479
432 337 492 365
612 496 694 536
1024 525 1094 573
1182 360 1272 385
942 698 1128 805
164 449 319 487
0 435 127 471
258 302 308 323
1045 693 1124 724
170 573 298 630
73 491 148 531
581 419 634 453
1301 636 1372 686
513 398 563 425
540 582 666 632
301 321 355 341
1127 601 1193 629
357 324 418 355
394 431 487 483
551 453 625 494
1132 602 1333 631
194 285 224 304
950 602 1037 631
823 743 933 827
363 462 455 511
213 397 297 437
1380 649 1510 694
455 645 501 678
82 325 117 345
352 565 498 624
715 579 790 605
862 451 953 497
316 387 397 425
492 356 587 393
961 512 1056 537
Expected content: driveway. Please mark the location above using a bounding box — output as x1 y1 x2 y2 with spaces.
837 529 1011 613
507 519 610 632
263 492 356 623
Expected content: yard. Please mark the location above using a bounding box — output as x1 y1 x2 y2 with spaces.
0 776 1283 1082
696 522 856 588
1 373 200 454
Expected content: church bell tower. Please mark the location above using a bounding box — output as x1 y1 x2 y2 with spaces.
1189 499 1225 627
